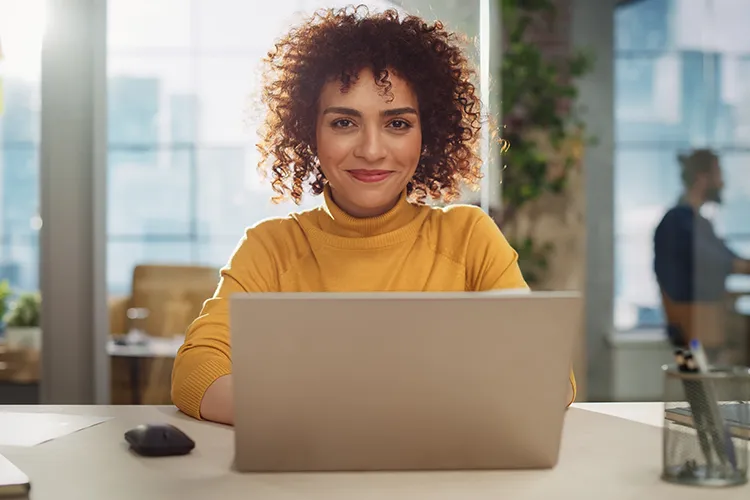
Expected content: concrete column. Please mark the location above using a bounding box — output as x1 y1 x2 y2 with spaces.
39 0 109 404
571 0 617 401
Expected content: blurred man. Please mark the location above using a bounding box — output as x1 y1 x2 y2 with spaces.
653 149 750 348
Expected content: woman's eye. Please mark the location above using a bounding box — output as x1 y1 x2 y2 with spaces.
332 119 354 128
389 119 411 130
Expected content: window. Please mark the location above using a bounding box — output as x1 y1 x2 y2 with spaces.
105 0 403 295
0 0 45 293
614 0 750 330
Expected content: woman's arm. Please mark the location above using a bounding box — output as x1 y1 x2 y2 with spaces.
171 229 278 423
200 374 234 425
463 210 528 292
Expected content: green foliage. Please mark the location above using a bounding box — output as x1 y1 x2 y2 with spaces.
0 280 11 324
513 237 554 285
498 0 595 282
4 292 41 328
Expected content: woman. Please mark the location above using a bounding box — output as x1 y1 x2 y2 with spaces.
171 6 576 424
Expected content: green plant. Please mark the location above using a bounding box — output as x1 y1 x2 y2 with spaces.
4 292 41 328
0 279 11 324
497 0 595 282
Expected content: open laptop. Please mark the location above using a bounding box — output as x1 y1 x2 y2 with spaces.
229 291 581 472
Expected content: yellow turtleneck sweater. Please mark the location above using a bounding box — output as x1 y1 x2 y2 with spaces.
172 186 577 419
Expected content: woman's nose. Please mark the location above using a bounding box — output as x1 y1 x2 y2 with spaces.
353 128 387 162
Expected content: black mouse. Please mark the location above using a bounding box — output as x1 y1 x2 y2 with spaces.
124 423 195 457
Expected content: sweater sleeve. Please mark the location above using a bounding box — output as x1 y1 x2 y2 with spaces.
171 229 277 419
465 210 576 407
464 210 528 292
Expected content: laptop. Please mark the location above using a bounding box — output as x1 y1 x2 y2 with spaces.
229 291 581 472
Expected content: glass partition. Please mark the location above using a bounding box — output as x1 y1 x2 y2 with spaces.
614 0 750 361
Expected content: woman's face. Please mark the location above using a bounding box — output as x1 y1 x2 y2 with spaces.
315 68 422 218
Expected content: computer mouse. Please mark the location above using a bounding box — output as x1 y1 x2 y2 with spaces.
124 423 195 457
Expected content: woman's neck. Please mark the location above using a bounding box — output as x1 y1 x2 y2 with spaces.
327 186 401 219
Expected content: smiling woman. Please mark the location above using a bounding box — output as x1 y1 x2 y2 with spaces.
171 5 576 425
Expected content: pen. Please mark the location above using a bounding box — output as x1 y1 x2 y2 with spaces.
674 349 714 471
688 340 737 471
684 352 729 469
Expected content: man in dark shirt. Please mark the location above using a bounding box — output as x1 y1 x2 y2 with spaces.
653 149 750 347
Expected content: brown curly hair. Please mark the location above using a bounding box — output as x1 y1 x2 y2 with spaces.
257 4 484 205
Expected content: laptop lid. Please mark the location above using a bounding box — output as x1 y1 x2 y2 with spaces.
230 291 581 472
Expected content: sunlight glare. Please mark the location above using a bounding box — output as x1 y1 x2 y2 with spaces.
0 0 48 80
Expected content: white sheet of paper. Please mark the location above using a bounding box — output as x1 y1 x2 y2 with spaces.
0 412 112 447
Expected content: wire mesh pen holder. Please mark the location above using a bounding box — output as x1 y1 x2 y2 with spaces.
662 365 750 487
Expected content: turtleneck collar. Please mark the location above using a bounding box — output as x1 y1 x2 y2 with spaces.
317 183 421 238
293 183 428 250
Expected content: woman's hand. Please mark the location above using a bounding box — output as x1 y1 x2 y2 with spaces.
200 374 234 425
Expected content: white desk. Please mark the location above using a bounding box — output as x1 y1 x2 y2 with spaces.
0 403 746 499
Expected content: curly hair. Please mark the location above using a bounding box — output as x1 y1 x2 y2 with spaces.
256 4 484 205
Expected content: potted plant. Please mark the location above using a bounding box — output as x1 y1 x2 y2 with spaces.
4 291 42 350
0 279 11 334
494 0 596 286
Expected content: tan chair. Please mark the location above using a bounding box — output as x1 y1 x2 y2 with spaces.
109 264 219 405
0 345 39 384
110 264 219 337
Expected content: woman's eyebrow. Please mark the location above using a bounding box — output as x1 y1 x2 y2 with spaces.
382 107 418 117
322 106 418 117
322 106 361 117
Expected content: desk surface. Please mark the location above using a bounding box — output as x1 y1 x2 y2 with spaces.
0 403 745 499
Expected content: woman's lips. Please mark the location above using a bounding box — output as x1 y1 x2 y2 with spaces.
347 170 393 183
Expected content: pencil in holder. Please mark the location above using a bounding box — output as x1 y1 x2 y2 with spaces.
662 365 750 487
